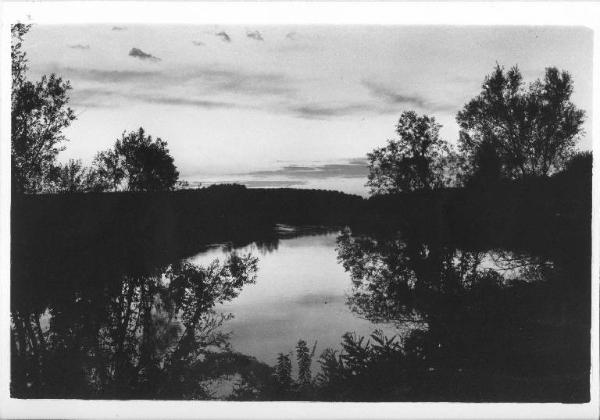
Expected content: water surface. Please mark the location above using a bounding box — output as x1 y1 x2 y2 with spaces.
189 231 401 365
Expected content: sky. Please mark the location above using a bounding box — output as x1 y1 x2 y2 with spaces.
23 25 593 196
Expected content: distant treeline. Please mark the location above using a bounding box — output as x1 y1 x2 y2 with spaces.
12 152 591 291
11 186 361 301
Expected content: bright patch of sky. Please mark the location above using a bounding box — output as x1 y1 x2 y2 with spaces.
23 25 593 195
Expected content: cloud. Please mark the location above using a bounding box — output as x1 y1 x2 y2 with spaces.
363 81 429 108
273 32 318 54
246 30 264 41
128 47 161 62
68 85 249 110
49 65 413 120
241 180 306 188
273 43 315 54
245 158 368 180
69 88 119 108
127 94 246 110
50 65 296 101
186 179 307 189
195 68 294 96
192 40 205 47
68 44 90 50
215 31 231 42
112 26 127 31
288 103 375 119
56 67 160 83
348 157 368 165
362 81 457 113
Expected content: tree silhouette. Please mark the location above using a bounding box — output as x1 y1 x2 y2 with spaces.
11 24 76 193
468 139 503 186
295 339 313 387
51 159 104 193
366 111 455 195
314 331 406 401
457 65 585 180
91 149 125 192
93 128 179 192
274 353 292 393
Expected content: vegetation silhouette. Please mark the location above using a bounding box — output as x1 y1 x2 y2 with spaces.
53 158 97 193
457 65 585 180
92 128 179 192
11 24 76 194
11 253 260 399
366 111 461 194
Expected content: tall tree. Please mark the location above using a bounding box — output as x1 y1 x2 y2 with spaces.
93 128 179 192
456 65 585 180
296 340 313 387
274 353 292 392
11 24 76 193
366 111 455 195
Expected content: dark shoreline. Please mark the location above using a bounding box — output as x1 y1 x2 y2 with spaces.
12 164 591 268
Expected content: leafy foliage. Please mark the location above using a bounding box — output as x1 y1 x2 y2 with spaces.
11 24 76 193
11 25 179 194
49 159 106 193
259 331 408 401
265 339 318 400
457 65 585 180
296 339 315 388
274 353 292 392
314 331 407 400
366 111 458 194
93 128 179 192
559 151 592 181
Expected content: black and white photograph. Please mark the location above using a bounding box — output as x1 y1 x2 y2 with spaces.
1 2 599 419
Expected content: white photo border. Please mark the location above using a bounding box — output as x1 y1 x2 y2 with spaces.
0 2 598 419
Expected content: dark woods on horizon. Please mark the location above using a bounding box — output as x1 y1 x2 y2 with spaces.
10 23 593 402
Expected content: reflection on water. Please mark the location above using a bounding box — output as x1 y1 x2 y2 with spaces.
336 229 559 325
11 224 590 401
11 255 259 399
189 232 401 366
323 226 590 402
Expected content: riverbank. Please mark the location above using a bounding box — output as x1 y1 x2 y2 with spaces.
12 159 591 273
